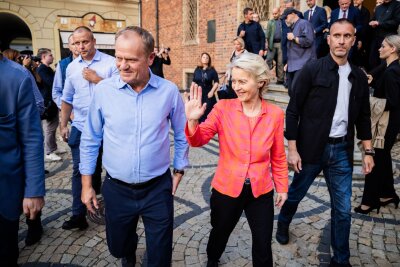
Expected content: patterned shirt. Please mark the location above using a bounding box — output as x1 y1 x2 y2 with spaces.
185 99 288 198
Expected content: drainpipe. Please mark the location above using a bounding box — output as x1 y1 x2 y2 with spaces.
155 0 159 47
139 0 142 27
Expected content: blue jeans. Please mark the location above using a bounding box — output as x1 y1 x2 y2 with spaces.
68 126 102 216
278 142 353 265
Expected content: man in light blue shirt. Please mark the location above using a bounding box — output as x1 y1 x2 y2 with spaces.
60 26 118 231
52 33 80 109
79 26 189 267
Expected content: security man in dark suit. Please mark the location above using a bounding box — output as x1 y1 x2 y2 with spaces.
276 19 374 267
304 0 328 58
0 54 45 266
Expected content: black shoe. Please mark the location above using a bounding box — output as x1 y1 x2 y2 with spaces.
276 221 289 245
62 215 88 230
380 196 399 208
354 205 380 214
329 259 352 267
206 259 219 267
25 220 43 246
121 255 136 267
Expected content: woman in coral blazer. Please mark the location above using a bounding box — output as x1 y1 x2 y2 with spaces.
184 53 288 267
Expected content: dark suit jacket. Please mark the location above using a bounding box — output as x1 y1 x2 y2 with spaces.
330 6 363 35
285 54 372 164
304 6 328 36
371 0 400 37
0 57 45 221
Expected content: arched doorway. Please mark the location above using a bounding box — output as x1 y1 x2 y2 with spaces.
0 12 32 52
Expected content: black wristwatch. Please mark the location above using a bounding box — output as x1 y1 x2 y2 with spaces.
365 148 375 157
173 168 185 175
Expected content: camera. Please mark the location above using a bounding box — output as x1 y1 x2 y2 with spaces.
32 56 41 62
166 47 171 52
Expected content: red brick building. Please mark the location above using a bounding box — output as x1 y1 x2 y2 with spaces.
141 0 346 89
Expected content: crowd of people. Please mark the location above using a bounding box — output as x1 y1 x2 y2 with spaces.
0 0 400 267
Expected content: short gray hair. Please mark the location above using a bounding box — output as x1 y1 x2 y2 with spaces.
228 53 271 96
115 26 154 56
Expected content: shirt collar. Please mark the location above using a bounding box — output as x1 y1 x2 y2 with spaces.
310 5 316 12
117 68 158 92
78 49 101 63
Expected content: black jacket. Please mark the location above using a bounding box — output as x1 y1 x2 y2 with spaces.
237 21 266 54
285 54 372 164
371 0 400 37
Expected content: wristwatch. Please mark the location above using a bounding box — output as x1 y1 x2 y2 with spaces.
173 168 185 175
365 148 375 157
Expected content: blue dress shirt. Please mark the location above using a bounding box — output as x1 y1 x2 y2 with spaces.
79 72 189 183
61 50 118 132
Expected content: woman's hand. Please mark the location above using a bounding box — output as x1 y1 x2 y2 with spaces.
184 83 207 121
275 192 288 208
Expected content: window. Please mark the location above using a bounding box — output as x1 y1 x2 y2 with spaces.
183 0 198 43
242 0 269 21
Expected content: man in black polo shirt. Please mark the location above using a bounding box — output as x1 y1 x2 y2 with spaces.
237 7 266 56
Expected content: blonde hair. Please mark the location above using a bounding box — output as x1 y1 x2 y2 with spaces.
228 53 271 96
233 36 245 49
384 34 400 57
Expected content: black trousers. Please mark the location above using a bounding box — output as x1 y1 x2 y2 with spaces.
0 214 19 266
361 147 398 206
207 185 274 267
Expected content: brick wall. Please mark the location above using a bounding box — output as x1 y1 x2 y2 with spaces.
142 0 239 89
141 0 301 89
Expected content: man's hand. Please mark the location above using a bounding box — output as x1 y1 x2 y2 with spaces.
60 125 69 142
258 50 264 57
207 91 215 98
275 193 288 208
172 173 183 195
369 21 379 28
283 64 288 72
81 185 98 214
82 68 102 84
239 30 246 37
288 149 302 173
23 197 44 220
367 74 373 85
287 32 295 41
362 155 375 174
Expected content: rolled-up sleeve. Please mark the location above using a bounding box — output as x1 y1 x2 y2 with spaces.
79 90 104 175
170 89 189 170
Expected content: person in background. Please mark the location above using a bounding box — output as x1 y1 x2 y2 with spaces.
304 0 328 58
355 35 400 214
237 7 266 56
37 48 61 162
352 0 371 68
0 53 45 266
61 26 118 231
192 52 219 122
281 8 316 97
265 7 284 84
368 0 400 70
53 34 80 109
185 52 288 267
150 46 171 78
252 13 260 23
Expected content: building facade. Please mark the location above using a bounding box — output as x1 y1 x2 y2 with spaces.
142 0 378 89
0 0 140 62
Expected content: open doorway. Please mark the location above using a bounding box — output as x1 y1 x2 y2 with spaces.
0 12 32 52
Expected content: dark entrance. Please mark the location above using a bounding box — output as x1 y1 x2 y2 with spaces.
0 12 32 52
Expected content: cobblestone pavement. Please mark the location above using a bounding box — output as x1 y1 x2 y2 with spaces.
18 134 400 267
